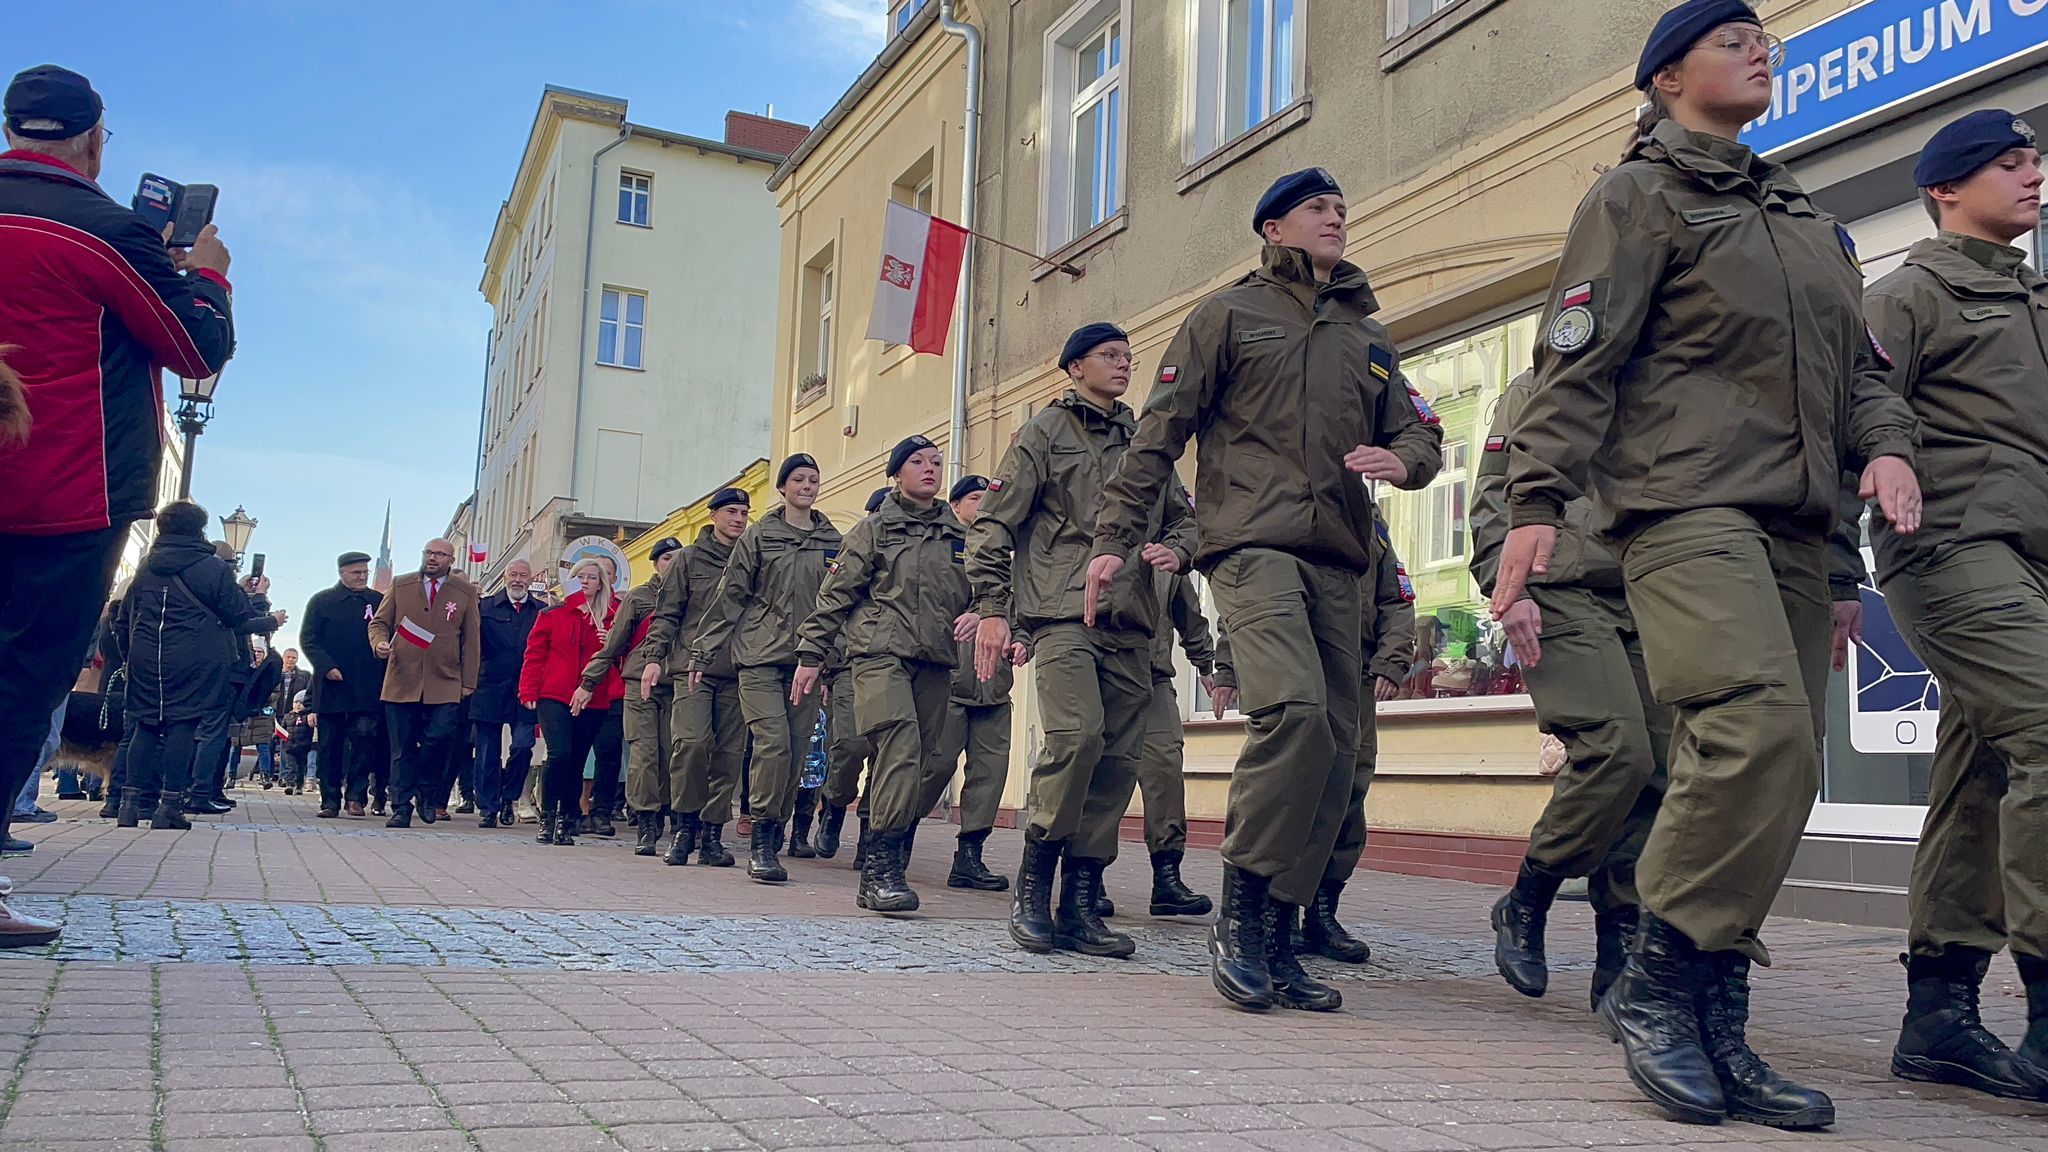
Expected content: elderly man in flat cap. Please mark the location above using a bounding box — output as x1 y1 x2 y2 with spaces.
301 552 390 818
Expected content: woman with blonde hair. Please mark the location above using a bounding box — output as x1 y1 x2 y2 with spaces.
519 559 622 846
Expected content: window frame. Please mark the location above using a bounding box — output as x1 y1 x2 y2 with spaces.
1184 0 1307 164
618 170 652 228
1039 0 1133 255
596 287 647 370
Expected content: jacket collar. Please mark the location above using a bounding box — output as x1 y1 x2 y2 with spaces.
1636 119 1808 205
1053 389 1135 433
1907 234 2046 299
1250 245 1379 317
694 524 737 558
757 504 838 539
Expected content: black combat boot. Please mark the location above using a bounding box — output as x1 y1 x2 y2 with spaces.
633 811 661 856
1596 913 1726 1124
149 798 191 831
665 813 700 866
1491 859 1563 998
116 788 143 829
853 815 872 870
698 822 735 867
1054 857 1136 958
1210 866 1276 1011
1300 879 1368 963
1267 903 1343 1011
479 810 499 829
588 808 616 837
536 806 557 845
1008 831 1061 953
748 819 788 883
1893 949 2048 1100
99 791 119 820
1093 872 1114 919
552 803 576 846
860 829 919 913
789 789 818 859
1148 849 1212 917
948 829 1008 891
816 803 846 858
1696 950 1833 1128
1592 903 1639 1011
2017 952 2048 1075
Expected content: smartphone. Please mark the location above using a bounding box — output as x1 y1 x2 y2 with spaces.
132 173 178 234
169 184 218 248
250 552 266 579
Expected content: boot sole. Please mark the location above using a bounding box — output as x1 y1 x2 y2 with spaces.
865 894 919 914
1212 971 1276 1012
1892 1052 2048 1101
0 927 60 949
634 847 658 857
1490 899 1549 998
1274 990 1345 1012
948 875 1010 891
1727 1103 1835 1130
749 870 789 883
1596 996 1726 1125
1150 899 1213 917
1311 943 1371 964
1054 933 1136 960
1008 924 1057 954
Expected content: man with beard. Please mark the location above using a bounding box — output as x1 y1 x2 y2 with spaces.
301 552 388 818
369 539 480 829
470 559 543 828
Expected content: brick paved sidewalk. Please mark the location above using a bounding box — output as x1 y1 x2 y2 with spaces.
0 787 2043 1152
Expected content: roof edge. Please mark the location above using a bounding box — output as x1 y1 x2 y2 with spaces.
767 2 947 191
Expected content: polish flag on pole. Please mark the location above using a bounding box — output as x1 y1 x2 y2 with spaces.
865 200 969 355
468 541 488 564
397 617 437 650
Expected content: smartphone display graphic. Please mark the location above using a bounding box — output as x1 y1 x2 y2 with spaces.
1846 546 1939 754
133 173 178 234
250 553 266 579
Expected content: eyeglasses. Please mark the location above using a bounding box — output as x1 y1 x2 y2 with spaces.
1690 27 1784 68
424 549 453 558
1089 350 1137 368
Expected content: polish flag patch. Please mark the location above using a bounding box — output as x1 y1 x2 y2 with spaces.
1158 366 1179 384
1484 435 1508 453
397 617 436 650
1560 282 1594 308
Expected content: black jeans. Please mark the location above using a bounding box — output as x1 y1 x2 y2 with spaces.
385 701 462 817
316 710 385 809
0 526 127 847
592 701 625 817
128 718 201 806
536 699 602 818
193 690 235 803
472 711 536 816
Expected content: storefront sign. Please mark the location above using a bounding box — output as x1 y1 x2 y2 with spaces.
1846 548 1941 754
558 535 632 594
1744 0 2048 157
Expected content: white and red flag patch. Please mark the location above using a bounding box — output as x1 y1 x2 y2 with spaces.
1560 282 1594 308
397 617 437 650
865 200 970 355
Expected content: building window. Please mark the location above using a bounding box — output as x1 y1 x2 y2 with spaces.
1387 0 1459 38
1187 0 1305 160
1041 0 1129 252
1421 440 1468 565
892 0 927 34
618 172 651 227
893 151 937 215
914 175 934 215
798 245 835 408
598 288 645 369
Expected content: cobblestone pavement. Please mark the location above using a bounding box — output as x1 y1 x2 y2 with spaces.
0 788 2044 1152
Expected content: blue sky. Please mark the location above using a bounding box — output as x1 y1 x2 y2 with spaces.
12 0 887 649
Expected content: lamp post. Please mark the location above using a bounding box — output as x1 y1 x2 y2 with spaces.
175 371 222 498
220 505 257 568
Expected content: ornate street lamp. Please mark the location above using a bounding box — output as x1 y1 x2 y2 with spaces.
220 505 257 560
175 372 222 498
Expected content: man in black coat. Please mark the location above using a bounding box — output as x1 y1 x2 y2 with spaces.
190 540 274 813
300 551 388 818
470 558 543 828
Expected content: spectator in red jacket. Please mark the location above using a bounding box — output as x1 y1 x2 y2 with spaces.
519 559 621 847
0 66 235 943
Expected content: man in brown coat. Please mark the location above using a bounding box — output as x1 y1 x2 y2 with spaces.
370 539 481 828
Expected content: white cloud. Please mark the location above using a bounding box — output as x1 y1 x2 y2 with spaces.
797 0 887 63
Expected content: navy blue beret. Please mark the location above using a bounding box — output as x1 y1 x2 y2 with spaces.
1635 0 1759 90
1916 109 2039 187
776 453 819 488
865 486 890 513
886 434 938 477
708 487 750 511
1253 167 1343 235
4 65 102 140
1060 322 1128 371
949 475 989 503
649 536 684 562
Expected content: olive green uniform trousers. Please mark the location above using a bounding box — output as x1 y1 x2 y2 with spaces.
1208 548 1364 908
854 655 953 833
821 668 871 810
1621 508 1831 962
670 674 745 826
1519 583 1671 911
1135 680 1191 856
1026 622 1149 861
933 700 1010 836
1885 541 2048 962
623 679 673 815
738 664 822 824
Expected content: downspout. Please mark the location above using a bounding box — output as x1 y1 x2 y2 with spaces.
939 0 981 484
571 125 634 506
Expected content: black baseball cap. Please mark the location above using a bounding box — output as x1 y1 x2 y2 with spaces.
4 65 102 140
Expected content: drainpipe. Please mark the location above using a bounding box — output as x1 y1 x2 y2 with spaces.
571 124 634 506
939 0 981 483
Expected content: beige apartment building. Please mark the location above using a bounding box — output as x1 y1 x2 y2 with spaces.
771 0 2048 925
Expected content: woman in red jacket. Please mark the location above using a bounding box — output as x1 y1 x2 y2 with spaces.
519 559 621 846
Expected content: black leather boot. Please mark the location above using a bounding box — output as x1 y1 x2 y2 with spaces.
816 803 846 859
1592 903 1639 1011
1210 866 1276 1011
99 791 120 819
698 822 734 867
1267 903 1343 1011
1054 857 1136 958
749 819 788 883
853 816 871 870
861 829 919 913
1302 879 1368 963
948 829 1008 891
1148 849 1212 917
385 804 413 829
536 806 557 845
588 808 616 837
1596 913 1726 1125
116 787 143 829
665 813 699 866
2018 952 2048 1074
633 811 661 856
149 798 191 831
1008 830 1061 953
789 789 818 859
1491 858 1562 998
1696 950 1833 1128
1893 949 2048 1100
552 804 576 846
1093 872 1114 919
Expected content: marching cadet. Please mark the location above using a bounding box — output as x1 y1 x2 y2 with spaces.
1295 521 1415 968
630 487 751 868
581 536 681 857
1086 169 1442 1012
970 322 1197 962
1491 0 1921 1128
817 485 891 869
792 437 979 914
931 475 1021 892
1471 372 1669 1008
692 454 842 884
1129 569 1231 919
1864 111 2048 1102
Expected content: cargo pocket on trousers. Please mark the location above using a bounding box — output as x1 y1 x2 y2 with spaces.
1218 600 1320 715
1622 534 1790 707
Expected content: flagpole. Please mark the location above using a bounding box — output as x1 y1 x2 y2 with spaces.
954 223 1084 280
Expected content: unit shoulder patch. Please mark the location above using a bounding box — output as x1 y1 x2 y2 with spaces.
1549 306 1596 353
1836 223 1863 276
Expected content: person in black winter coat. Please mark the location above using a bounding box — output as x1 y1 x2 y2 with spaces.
112 500 283 828
300 551 387 817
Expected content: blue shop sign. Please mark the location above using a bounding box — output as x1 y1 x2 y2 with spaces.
1743 0 2048 157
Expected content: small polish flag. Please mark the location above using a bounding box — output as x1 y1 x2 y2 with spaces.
397 617 437 650
468 542 488 564
1560 282 1594 308
865 200 970 355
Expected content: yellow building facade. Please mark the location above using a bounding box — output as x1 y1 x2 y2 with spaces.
618 458 772 586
